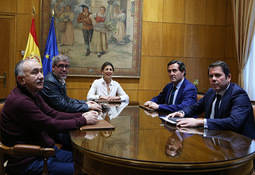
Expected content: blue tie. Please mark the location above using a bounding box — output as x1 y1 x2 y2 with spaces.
168 86 176 105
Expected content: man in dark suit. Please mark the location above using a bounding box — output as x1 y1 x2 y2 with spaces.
168 61 255 139
144 60 197 112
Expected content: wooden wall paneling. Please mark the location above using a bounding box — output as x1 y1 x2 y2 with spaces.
0 0 16 13
142 22 163 56
184 25 226 58
16 0 40 14
205 0 227 25
185 58 209 92
138 90 161 105
66 77 92 100
0 17 11 98
0 15 16 97
224 58 238 83
16 0 41 43
163 0 185 23
8 15 16 91
205 26 226 58
117 78 139 104
185 0 206 24
139 56 170 90
66 77 94 88
143 0 163 22
184 58 219 92
116 78 140 99
67 88 87 100
0 19 10 62
125 89 139 104
16 15 32 60
225 26 235 58
226 0 233 25
162 23 185 57
184 25 206 58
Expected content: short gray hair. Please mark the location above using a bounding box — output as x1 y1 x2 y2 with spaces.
15 59 38 82
15 60 26 79
52 54 70 67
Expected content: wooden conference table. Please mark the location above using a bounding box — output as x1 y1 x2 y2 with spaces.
70 103 255 175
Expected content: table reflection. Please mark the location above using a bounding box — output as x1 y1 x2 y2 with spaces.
165 130 184 157
71 105 255 175
99 102 129 120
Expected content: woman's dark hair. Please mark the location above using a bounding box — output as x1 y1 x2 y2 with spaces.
101 61 114 71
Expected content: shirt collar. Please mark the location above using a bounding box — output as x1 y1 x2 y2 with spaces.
101 77 112 86
60 79 65 85
217 83 230 96
175 78 184 89
53 72 65 85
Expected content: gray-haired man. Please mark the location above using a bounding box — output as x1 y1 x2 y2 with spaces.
41 54 101 112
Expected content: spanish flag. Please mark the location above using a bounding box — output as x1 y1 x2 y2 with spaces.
23 18 41 63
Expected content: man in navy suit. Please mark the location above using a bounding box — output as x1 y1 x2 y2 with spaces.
168 61 255 139
144 60 197 112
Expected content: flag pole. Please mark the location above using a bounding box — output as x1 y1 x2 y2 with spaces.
32 6 36 16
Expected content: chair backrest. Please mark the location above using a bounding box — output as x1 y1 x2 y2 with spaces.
0 103 4 114
0 103 55 175
197 94 204 101
196 94 205 118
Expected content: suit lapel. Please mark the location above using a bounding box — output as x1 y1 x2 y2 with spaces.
205 91 216 118
175 79 185 104
218 84 232 118
166 84 174 104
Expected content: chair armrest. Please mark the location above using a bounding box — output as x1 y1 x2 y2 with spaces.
13 144 55 157
0 143 55 157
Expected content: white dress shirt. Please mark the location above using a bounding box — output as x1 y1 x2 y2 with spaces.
87 78 129 101
172 78 185 105
204 83 230 128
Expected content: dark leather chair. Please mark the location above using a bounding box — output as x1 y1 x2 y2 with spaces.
0 102 55 175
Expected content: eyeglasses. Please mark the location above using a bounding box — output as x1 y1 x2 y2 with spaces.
56 64 70 69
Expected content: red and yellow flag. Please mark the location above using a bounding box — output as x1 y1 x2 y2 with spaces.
23 18 41 63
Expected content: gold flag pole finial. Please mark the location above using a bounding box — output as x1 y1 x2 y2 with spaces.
32 6 36 16
52 9 55 17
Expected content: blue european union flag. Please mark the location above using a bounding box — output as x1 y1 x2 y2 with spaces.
42 17 59 77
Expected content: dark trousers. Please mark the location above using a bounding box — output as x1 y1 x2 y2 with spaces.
82 29 93 51
55 132 73 150
25 146 74 175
